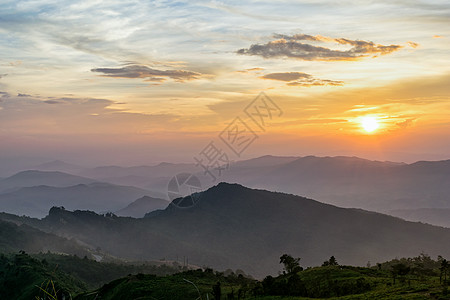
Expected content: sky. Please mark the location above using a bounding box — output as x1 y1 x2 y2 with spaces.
0 0 449 166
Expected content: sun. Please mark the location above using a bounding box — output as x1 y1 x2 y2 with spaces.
360 116 379 133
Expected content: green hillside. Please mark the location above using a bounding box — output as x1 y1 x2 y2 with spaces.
1 251 449 299
0 252 86 300
74 254 450 300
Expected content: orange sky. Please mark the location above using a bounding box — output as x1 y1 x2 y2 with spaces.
0 0 449 165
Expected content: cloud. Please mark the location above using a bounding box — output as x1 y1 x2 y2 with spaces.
44 100 62 104
261 72 311 82
261 72 344 87
0 74 7 79
236 67 265 73
91 65 203 82
396 118 415 129
17 93 31 97
237 33 404 61
433 35 444 38
287 79 344 87
407 41 419 48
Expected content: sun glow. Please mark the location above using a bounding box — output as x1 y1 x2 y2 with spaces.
360 116 379 133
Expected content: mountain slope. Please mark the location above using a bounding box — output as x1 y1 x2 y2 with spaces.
0 170 96 193
0 219 91 257
79 162 198 189
15 183 450 278
215 156 450 212
33 160 86 174
0 252 87 300
115 196 169 218
0 183 150 218
389 208 450 228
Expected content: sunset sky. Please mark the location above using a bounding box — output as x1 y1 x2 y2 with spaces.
1 0 449 166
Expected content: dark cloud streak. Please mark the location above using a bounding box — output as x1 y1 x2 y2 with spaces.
238 33 404 61
91 65 202 82
261 72 343 87
261 72 311 81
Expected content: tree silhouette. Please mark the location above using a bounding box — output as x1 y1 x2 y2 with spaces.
440 259 449 285
322 256 339 267
280 254 302 274
212 281 222 300
391 263 410 285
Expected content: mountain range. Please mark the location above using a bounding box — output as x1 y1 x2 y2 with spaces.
0 170 152 218
1 155 450 226
216 156 450 213
115 196 169 218
389 208 450 228
3 183 450 278
0 170 96 193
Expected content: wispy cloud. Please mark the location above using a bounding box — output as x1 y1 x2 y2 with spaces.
261 72 311 81
396 118 415 129
407 41 420 48
238 33 405 61
261 72 343 87
236 67 265 73
91 65 203 82
44 100 62 104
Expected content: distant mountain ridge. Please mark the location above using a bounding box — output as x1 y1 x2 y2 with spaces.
78 162 198 190
215 155 450 213
389 208 450 228
33 160 87 174
0 182 151 218
0 170 97 193
6 183 450 278
2 155 450 225
116 196 169 218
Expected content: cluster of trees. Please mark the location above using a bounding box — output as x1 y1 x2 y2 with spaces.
378 253 450 286
248 253 449 299
249 254 373 298
2 250 449 300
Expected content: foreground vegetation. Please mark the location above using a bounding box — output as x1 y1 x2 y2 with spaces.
0 251 449 299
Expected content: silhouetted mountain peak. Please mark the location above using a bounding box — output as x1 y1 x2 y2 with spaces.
10 170 66 177
48 206 67 216
156 162 174 166
212 181 247 190
199 182 253 199
34 160 80 169
116 195 169 218
23 183 450 277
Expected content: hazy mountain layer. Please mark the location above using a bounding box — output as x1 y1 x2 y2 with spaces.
6 183 450 278
0 183 150 218
115 196 169 218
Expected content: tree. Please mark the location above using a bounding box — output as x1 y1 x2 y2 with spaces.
322 256 339 267
280 254 302 274
212 281 222 300
391 263 410 285
440 259 449 285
